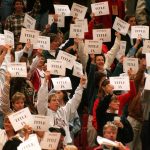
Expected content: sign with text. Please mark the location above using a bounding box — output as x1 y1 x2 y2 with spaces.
116 41 126 59
23 13 36 29
4 30 14 48
8 107 33 131
123 57 139 74
73 61 83 78
33 36 50 50
131 26 149 39
75 19 88 32
57 50 76 70
146 53 150 67
69 24 84 39
32 115 50 132
110 76 130 91
54 5 70 16
0 34 6 45
93 28 111 42
7 62 27 77
17 134 41 150
48 15 65 27
113 17 130 35
47 59 66 76
142 40 150 53
144 75 150 90
40 132 61 150
52 77 72 90
19 28 40 44
70 3 87 19
91 1 110 16
84 39 102 54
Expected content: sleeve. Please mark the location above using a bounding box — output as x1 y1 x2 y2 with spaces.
37 81 48 115
0 82 12 114
64 84 84 121
126 47 137 57
104 37 121 70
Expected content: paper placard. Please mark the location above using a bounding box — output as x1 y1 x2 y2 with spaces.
47 59 66 76
84 39 102 54
131 26 149 39
113 17 130 35
70 3 87 19
32 115 50 132
0 34 6 45
75 19 88 32
91 2 110 16
116 41 126 59
57 50 76 70
48 15 65 27
54 5 70 16
143 40 150 54
73 61 83 77
123 57 139 74
7 62 27 77
17 134 41 150
69 24 84 39
52 77 72 90
33 36 50 50
4 30 14 48
93 29 111 42
19 28 40 44
8 107 33 131
109 76 130 91
144 75 150 90
40 132 61 150
146 53 150 67
23 13 36 29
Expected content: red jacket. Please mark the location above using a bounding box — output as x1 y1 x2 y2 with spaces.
92 80 136 130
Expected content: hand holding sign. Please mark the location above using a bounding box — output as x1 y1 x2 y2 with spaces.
80 75 87 87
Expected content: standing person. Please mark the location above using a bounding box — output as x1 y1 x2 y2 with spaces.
4 0 40 48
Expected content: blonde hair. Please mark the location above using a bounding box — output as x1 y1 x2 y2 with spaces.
11 92 25 104
103 122 118 134
64 145 78 150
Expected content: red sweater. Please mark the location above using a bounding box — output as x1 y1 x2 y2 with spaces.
92 80 136 130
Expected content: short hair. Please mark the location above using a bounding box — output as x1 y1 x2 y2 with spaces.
49 127 66 137
124 15 136 22
48 93 56 103
11 92 25 104
103 122 118 134
110 94 118 102
47 33 57 43
64 145 78 150
95 53 106 63
101 79 110 87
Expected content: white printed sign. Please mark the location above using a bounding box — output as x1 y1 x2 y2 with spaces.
116 41 126 59
69 24 84 39
109 76 130 91
48 15 65 27
19 28 40 44
40 132 61 150
113 17 130 35
17 134 41 150
4 30 14 48
23 13 36 29
34 36 50 50
73 61 83 78
75 19 88 32
7 62 27 77
91 2 110 16
0 34 6 45
32 115 50 132
8 107 33 131
123 57 139 74
144 75 150 90
52 77 72 90
84 40 102 54
70 3 87 19
93 29 111 42
131 26 149 39
143 40 150 53
54 5 70 16
57 50 76 70
47 59 66 76
146 53 150 67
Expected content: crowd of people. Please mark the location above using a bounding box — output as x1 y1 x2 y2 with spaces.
0 0 150 150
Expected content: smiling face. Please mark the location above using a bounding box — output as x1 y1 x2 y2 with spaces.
14 1 24 13
48 94 60 111
95 55 105 71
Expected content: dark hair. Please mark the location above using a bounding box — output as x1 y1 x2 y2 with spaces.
95 54 106 63
101 79 110 87
124 15 136 22
49 127 66 137
94 71 106 88
2 138 22 150
13 0 26 12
